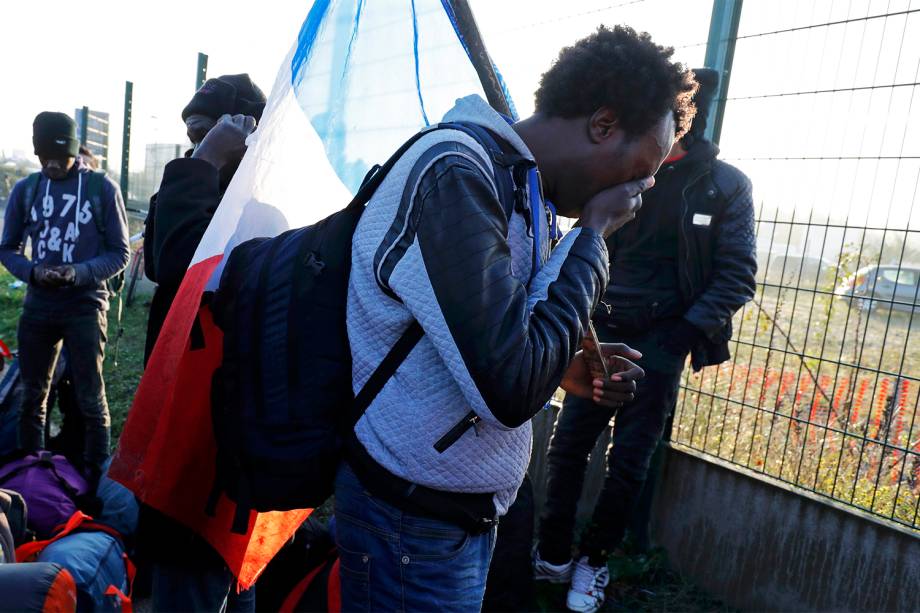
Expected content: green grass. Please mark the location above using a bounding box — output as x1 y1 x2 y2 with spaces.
0 269 25 344
103 293 147 440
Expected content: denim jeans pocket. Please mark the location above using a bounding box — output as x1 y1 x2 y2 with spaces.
336 530 371 612
400 521 472 562
361 489 403 523
398 526 490 612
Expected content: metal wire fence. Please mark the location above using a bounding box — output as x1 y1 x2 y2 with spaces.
671 0 920 531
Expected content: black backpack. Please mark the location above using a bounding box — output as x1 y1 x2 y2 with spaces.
208 122 530 533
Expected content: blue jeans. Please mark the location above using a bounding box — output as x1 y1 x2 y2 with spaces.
334 463 497 612
538 366 682 565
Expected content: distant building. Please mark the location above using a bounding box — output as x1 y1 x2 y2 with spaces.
10 149 33 163
74 108 110 170
134 143 183 202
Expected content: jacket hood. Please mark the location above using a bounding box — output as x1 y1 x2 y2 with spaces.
441 95 535 161
686 68 719 141
679 139 719 167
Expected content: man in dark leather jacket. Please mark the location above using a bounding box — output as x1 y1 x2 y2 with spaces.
138 74 264 612
604 68 757 372
535 68 757 610
143 74 264 365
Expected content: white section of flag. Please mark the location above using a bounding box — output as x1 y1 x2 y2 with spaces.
190 44 353 290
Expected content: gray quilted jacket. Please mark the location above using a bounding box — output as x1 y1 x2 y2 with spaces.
346 95 609 514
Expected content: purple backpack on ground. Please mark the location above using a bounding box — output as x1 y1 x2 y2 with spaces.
0 451 89 539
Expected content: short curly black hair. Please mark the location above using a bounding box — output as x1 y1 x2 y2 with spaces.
535 25 698 139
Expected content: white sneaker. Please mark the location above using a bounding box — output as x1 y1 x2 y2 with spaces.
566 556 610 613
533 548 573 584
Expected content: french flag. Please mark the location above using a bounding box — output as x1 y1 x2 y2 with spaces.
110 0 515 587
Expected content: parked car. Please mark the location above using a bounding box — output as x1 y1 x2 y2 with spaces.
835 264 920 312
757 251 836 287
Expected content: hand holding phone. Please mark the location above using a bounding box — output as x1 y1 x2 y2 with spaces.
586 322 611 381
561 333 644 409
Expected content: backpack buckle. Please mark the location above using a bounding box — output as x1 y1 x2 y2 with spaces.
303 252 326 276
477 517 498 533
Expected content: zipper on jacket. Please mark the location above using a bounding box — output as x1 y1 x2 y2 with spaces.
680 171 708 298
434 411 481 453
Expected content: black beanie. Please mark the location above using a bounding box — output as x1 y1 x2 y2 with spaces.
181 74 267 122
687 68 719 140
33 112 79 159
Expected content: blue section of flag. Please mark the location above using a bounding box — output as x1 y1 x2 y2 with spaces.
291 0 333 82
290 0 516 193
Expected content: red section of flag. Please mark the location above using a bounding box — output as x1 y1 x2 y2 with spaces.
110 255 310 588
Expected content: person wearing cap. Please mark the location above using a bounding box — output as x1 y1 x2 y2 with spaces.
137 74 265 613
0 112 129 486
143 73 265 364
533 69 757 612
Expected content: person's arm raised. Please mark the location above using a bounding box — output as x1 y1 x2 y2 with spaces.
382 149 609 429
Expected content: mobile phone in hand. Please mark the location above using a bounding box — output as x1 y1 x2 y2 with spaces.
587 321 611 381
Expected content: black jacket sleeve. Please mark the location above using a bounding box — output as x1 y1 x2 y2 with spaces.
145 158 221 287
385 151 609 429
684 162 758 337
143 194 157 281
0 180 35 283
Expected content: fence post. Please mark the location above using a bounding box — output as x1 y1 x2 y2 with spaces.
196 52 208 91
703 0 743 144
120 81 133 201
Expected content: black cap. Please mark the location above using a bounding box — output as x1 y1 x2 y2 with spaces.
33 112 79 159
181 74 267 122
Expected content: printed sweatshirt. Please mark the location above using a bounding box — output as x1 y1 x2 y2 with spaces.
0 158 130 313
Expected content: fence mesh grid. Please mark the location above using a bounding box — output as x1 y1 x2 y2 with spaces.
671 0 920 531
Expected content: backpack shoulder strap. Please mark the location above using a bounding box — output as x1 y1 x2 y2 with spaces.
14 510 126 563
342 124 527 426
346 122 528 219
349 321 424 427
14 510 92 562
345 127 449 211
85 171 107 236
20 172 42 228
439 121 530 222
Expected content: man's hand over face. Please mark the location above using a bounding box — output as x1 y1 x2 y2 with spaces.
579 176 654 238
192 114 257 171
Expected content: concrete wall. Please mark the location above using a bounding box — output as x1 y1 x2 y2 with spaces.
651 448 920 612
